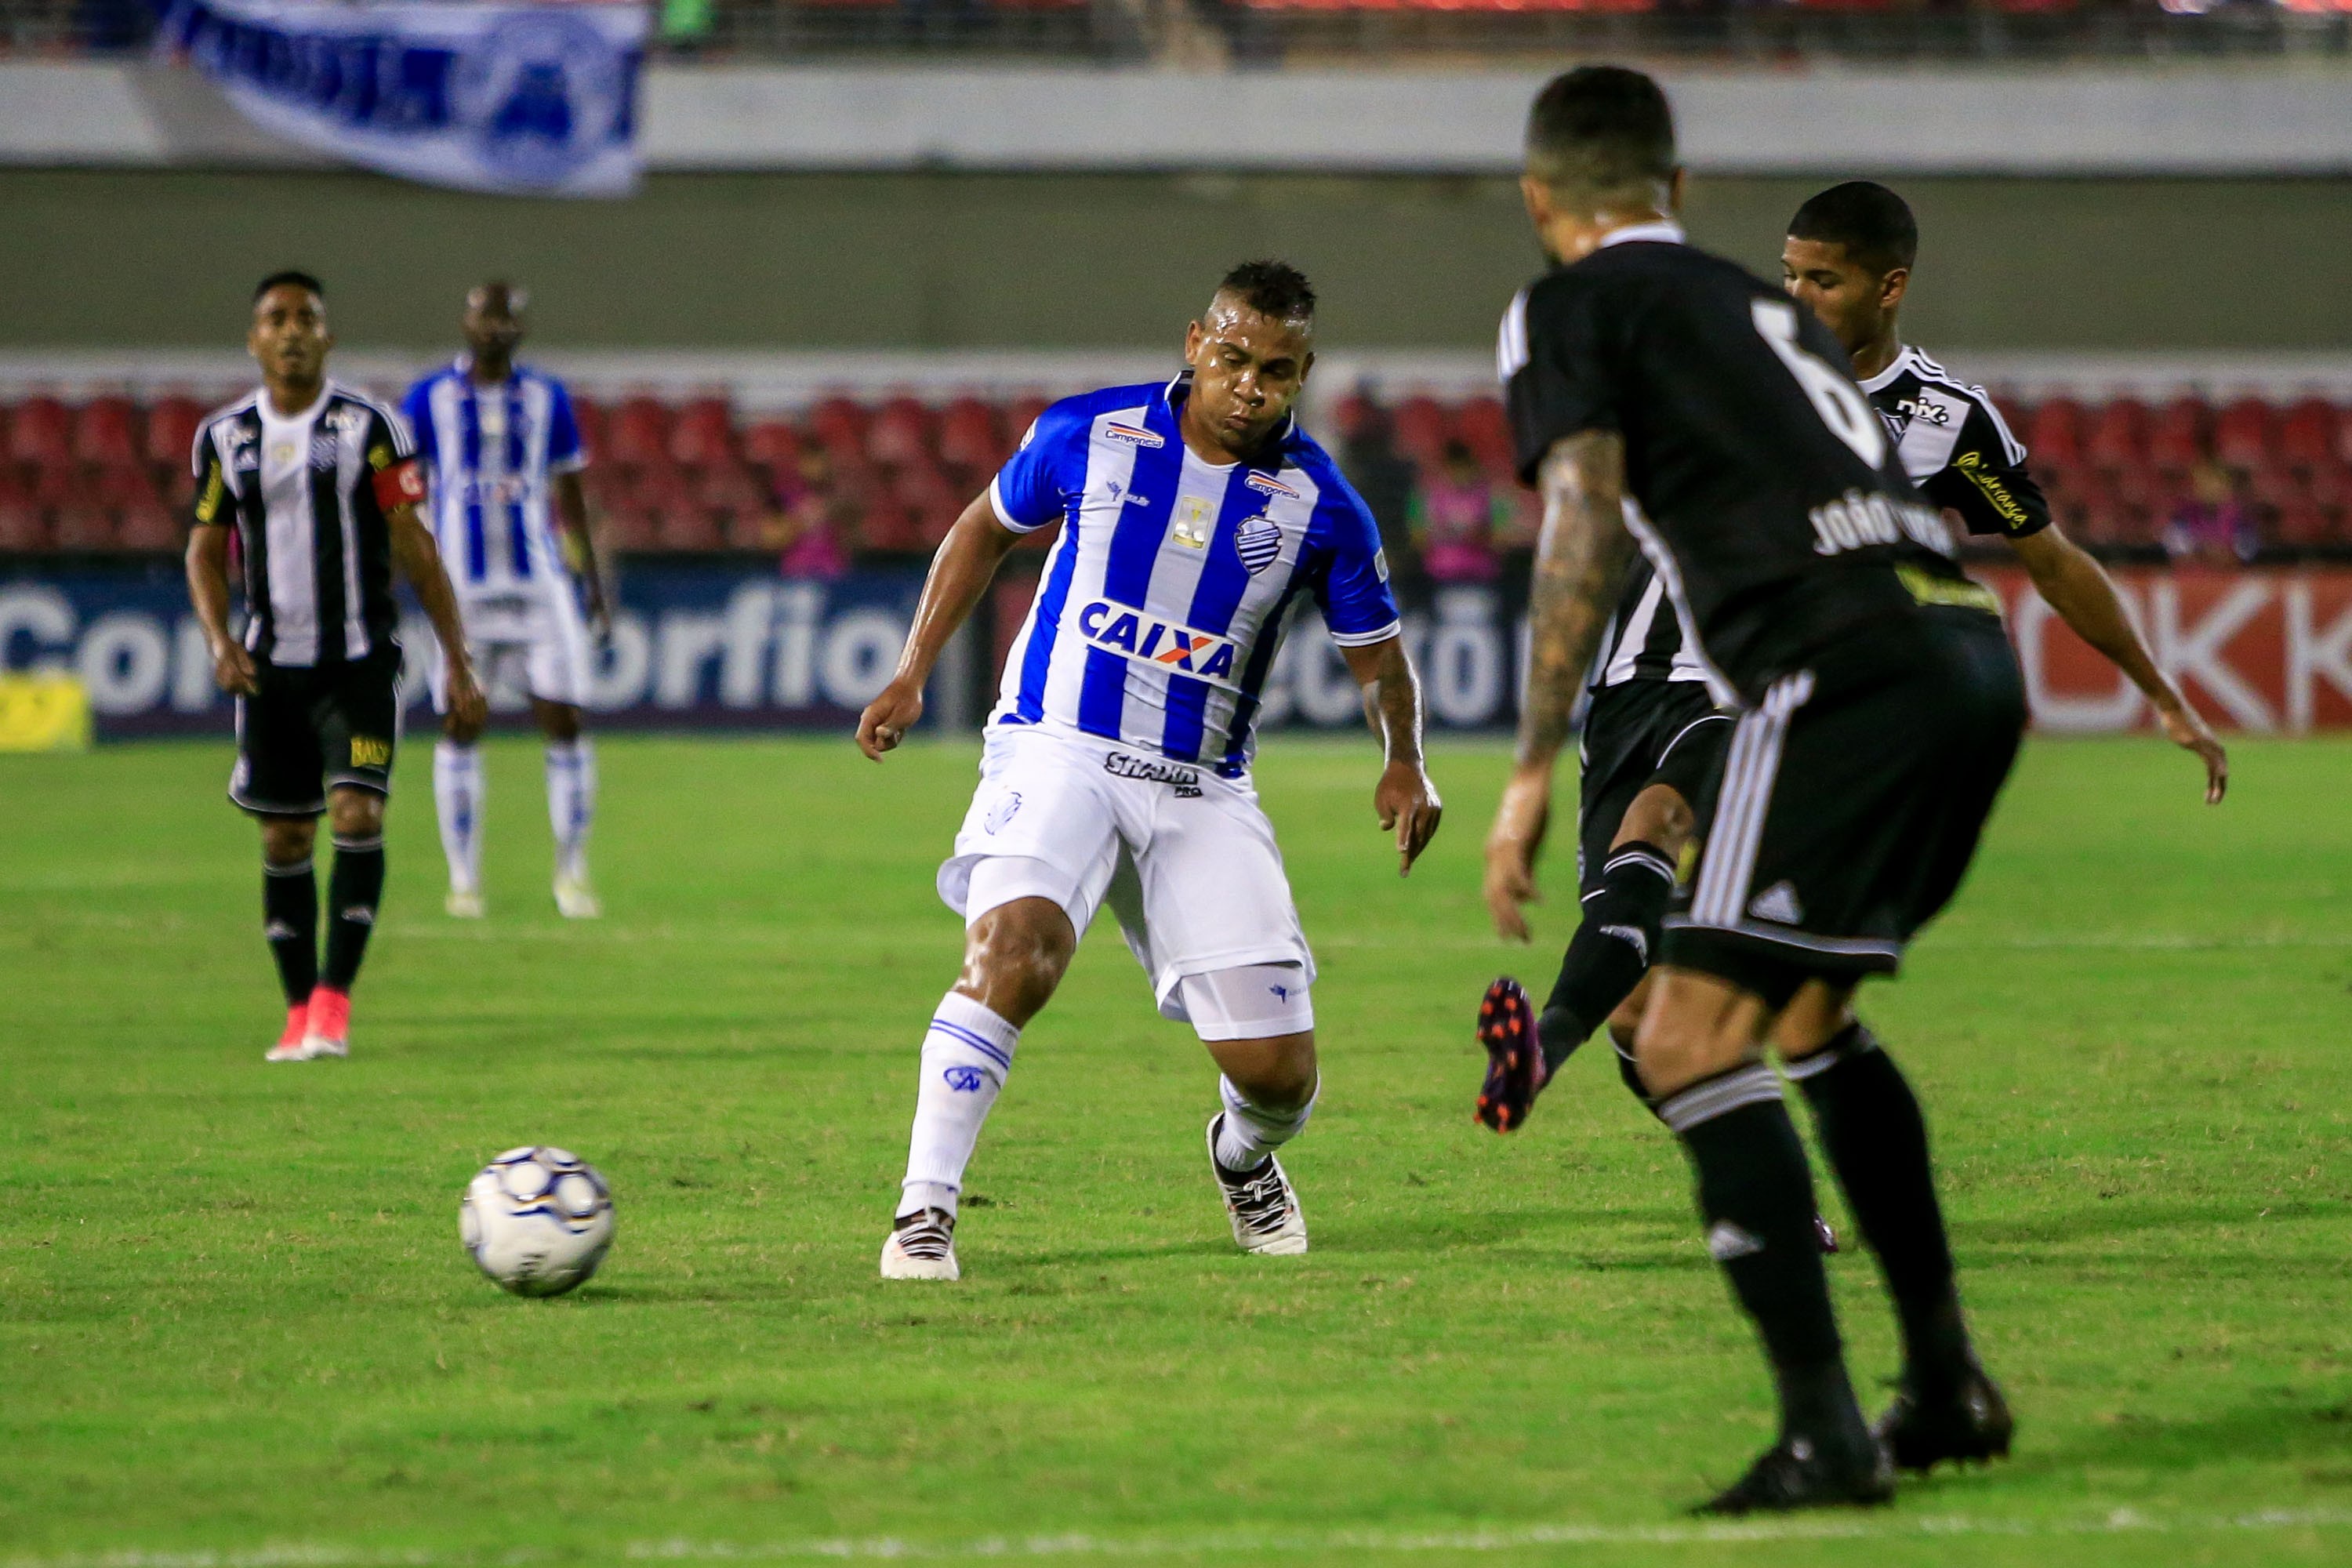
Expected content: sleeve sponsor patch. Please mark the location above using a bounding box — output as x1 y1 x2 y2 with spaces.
372 458 426 510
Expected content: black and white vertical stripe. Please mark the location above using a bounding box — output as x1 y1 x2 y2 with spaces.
1689 669 1815 929
194 382 411 669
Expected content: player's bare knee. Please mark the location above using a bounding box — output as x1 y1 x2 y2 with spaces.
1614 782 1694 858
260 815 315 865
1218 1032 1317 1112
1633 967 1769 1098
327 788 385 840
957 898 1075 1023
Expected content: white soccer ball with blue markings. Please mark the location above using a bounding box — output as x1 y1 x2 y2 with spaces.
460 1146 615 1298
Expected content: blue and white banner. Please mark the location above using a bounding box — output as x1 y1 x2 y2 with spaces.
156 0 648 198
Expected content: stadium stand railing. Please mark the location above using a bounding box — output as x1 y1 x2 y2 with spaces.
3 0 2347 64
3 383 2348 568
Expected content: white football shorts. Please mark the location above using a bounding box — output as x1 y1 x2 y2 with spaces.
430 585 593 713
938 724 1316 1031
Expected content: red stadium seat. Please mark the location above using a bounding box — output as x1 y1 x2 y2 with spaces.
570 396 608 460
8 397 72 466
90 464 158 510
2085 398 2150 470
855 501 926 555
742 419 803 469
2147 397 2208 473
866 397 935 470
49 504 117 550
0 498 47 551
1454 397 1515 477
145 397 204 467
937 398 1004 472
670 397 737 466
1004 396 1052 442
2024 399 2085 468
73 397 140 466
31 461 80 508
2212 397 2277 470
2268 497 2334 550
808 397 869 455
117 500 180 553
1390 396 1450 470
691 461 768 517
599 505 658 554
2278 398 2344 468
607 397 673 466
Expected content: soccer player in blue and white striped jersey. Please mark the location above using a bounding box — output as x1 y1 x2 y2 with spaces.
856 261 1444 1280
402 283 612 920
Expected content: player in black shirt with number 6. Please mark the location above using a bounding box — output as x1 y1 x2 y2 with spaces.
1479 68 2026 1513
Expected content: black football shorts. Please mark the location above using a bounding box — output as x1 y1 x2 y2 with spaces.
1661 607 2025 1007
1577 677 1732 898
229 644 404 817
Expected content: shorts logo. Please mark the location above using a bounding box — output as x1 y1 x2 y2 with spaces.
1074 601 1240 687
942 1065 987 1093
1244 472 1299 500
1234 516 1282 575
339 906 376 927
350 736 393 768
1747 882 1804 925
1103 422 1164 449
984 790 1024 834
1268 983 1291 1004
1103 751 1203 798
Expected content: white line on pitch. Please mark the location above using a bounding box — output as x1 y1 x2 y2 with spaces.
13 1508 2352 1568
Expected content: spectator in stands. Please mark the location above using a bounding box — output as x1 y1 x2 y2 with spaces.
1409 440 1507 584
2164 459 2257 564
764 446 849 580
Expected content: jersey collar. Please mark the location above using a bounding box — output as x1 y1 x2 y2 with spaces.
257 380 335 423
1855 344 1917 395
1599 218 1686 249
1162 369 1298 465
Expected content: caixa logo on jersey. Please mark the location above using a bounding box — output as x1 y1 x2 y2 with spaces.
1074 601 1239 684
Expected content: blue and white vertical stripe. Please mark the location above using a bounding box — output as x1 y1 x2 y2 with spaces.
401 361 585 596
987 376 1399 775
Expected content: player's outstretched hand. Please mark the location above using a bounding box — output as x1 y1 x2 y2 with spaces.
445 661 488 739
2158 700 2228 804
1375 760 1443 877
857 677 924 760
1483 764 1552 942
209 639 259 697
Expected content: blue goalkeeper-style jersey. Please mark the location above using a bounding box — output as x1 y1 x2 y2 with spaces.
401 359 586 596
988 373 1401 776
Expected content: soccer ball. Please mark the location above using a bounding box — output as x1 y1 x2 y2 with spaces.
459 1146 615 1298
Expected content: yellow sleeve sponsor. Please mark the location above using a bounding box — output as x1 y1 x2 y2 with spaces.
1896 563 2003 616
193 463 227 525
1951 451 2033 532
368 443 393 471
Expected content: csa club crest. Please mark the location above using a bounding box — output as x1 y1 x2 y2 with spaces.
1234 516 1282 575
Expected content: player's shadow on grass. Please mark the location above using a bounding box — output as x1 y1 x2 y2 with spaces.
2000 1399 2352 1481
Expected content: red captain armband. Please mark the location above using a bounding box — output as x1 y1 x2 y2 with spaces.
373 459 426 510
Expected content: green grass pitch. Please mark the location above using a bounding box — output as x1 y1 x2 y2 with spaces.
2 731 2349 1567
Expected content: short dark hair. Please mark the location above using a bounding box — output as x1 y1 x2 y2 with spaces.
1525 66 1676 201
1217 260 1316 324
1788 181 1918 277
253 270 325 304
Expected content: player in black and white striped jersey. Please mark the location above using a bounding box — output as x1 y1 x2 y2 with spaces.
186 271 485 1063
1781 180 2227 806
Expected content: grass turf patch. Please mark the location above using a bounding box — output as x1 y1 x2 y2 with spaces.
2 733 2348 1566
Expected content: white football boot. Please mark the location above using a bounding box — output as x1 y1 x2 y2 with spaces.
880 1208 959 1281
553 873 602 920
1206 1114 1308 1255
445 887 487 919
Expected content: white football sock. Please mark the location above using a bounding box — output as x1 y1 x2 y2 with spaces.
898 992 1020 1220
546 738 595 882
433 740 485 894
1214 1073 1319 1173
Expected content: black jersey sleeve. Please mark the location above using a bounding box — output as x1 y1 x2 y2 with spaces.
1500 274 1621 485
1918 398 2050 540
190 423 230 529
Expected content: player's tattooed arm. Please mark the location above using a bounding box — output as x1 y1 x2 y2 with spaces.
388 501 488 739
2009 524 2227 804
858 489 1025 760
183 521 256 695
1483 430 1636 941
1341 636 1443 875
